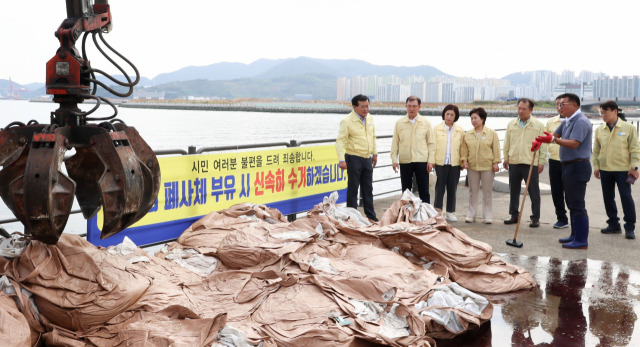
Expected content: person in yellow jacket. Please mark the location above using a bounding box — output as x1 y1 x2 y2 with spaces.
460 107 500 224
434 104 465 222
336 94 378 222
545 106 569 229
502 98 547 228
390 96 435 203
592 100 640 239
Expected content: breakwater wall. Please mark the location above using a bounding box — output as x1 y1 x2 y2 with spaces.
119 102 562 117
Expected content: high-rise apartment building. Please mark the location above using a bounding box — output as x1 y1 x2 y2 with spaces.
593 75 640 100
351 75 368 97
454 86 474 103
514 85 535 99
410 82 426 101
337 70 637 103
442 83 454 103
482 86 496 101
560 70 576 85
530 71 556 100
425 82 442 103
581 83 594 99
337 77 352 102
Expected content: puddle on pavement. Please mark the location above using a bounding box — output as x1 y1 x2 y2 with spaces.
435 254 640 346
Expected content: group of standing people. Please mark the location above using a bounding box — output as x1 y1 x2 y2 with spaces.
336 93 639 251
387 98 491 223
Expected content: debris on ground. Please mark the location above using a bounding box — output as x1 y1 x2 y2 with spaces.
0 191 535 346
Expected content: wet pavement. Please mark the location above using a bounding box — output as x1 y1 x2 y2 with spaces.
367 166 640 346
437 255 640 346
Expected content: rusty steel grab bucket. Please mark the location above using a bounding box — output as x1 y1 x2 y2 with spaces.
0 0 160 244
0 122 160 244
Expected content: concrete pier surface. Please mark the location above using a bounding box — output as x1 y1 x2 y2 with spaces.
361 164 640 346
367 164 640 271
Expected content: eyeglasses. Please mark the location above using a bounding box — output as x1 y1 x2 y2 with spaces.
556 102 574 108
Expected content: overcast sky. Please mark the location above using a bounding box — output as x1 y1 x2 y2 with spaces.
2 0 638 85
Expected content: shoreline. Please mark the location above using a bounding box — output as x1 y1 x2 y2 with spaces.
118 102 561 117
24 98 617 118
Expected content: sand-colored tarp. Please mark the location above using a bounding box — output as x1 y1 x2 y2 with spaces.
0 193 535 346
0 289 34 346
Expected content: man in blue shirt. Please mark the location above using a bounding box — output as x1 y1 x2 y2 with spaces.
538 93 592 249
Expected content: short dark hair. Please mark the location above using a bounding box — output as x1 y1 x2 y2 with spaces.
600 100 626 121
406 96 421 105
556 93 581 107
441 104 460 122
351 94 369 106
517 98 535 110
599 100 618 111
470 107 488 125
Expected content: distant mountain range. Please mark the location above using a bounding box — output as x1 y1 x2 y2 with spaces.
0 57 531 100
146 57 449 86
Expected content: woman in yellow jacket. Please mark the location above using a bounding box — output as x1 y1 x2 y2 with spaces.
460 107 501 224
434 104 465 221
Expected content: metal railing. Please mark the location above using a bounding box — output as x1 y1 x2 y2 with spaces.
0 130 503 235
0 137 392 235
355 119 640 202
2 120 638 243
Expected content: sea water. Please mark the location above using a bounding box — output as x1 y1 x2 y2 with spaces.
0 99 622 236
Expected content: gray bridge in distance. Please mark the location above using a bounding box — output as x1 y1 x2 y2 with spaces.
581 97 640 112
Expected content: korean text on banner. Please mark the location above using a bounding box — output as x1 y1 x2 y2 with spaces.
87 145 347 247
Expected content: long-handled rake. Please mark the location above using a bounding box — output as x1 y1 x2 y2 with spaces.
506 150 538 248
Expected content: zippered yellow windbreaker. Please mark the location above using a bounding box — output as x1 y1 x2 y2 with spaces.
335 110 377 161
460 126 501 171
544 115 562 161
434 122 465 166
390 114 435 164
592 119 640 171
503 117 547 165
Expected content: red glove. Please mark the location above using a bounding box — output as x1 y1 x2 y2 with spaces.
535 131 553 143
531 140 542 152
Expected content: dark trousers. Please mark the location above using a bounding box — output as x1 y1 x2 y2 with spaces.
434 165 460 212
600 170 636 231
400 162 430 203
345 154 375 219
508 163 540 220
562 161 591 220
549 159 568 223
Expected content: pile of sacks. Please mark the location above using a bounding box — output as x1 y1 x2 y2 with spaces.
0 191 535 346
